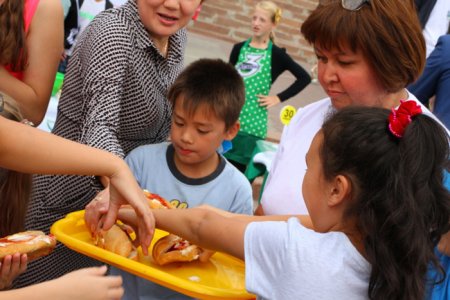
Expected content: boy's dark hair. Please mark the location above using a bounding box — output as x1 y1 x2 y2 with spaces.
168 58 244 130
321 106 450 300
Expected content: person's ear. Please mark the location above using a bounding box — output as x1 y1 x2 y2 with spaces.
327 175 351 208
224 122 240 140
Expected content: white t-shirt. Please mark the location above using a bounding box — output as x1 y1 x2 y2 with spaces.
260 93 443 215
244 218 371 299
423 0 450 57
261 98 333 215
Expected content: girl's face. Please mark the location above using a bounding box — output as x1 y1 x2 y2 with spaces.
251 7 275 40
302 132 331 232
137 0 201 40
315 44 388 110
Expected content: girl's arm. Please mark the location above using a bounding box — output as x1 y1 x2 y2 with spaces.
0 116 154 252
0 116 122 176
0 0 63 125
273 47 311 102
0 266 123 300
118 206 313 261
229 42 243 65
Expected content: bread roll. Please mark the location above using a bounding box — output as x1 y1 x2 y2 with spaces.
152 234 202 266
95 224 137 260
0 230 56 261
143 190 174 209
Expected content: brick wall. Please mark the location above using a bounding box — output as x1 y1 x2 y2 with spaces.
187 0 319 66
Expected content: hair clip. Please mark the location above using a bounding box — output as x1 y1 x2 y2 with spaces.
274 8 282 24
388 100 422 138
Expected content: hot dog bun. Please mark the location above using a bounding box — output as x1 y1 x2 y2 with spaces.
0 231 56 261
90 189 171 259
152 234 202 266
95 224 137 260
143 190 174 209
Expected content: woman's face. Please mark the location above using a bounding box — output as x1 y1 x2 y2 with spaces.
251 7 275 40
315 44 387 110
137 0 201 40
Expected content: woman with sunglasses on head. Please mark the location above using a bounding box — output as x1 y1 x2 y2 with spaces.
256 0 449 216
15 0 204 288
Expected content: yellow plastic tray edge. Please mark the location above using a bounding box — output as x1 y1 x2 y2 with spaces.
51 211 255 300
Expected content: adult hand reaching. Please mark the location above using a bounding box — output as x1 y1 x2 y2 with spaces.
85 161 155 255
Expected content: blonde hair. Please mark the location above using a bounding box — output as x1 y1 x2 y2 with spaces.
255 1 282 43
0 93 32 236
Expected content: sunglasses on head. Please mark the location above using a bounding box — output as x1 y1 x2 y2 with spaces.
320 0 370 11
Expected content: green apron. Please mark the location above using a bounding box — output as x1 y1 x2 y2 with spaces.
225 39 272 166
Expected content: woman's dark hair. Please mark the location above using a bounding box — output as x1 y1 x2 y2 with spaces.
0 0 27 71
321 106 450 300
0 94 32 236
301 0 425 92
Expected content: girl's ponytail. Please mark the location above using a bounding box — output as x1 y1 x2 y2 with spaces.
321 104 450 300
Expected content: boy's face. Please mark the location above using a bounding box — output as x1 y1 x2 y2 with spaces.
170 96 239 172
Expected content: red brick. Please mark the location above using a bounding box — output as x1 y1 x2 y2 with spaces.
192 0 319 65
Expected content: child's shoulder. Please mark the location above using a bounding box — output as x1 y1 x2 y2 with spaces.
221 158 252 188
127 142 170 160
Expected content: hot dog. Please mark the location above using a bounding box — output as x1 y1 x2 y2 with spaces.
152 234 201 266
143 190 174 209
94 224 137 260
0 231 56 261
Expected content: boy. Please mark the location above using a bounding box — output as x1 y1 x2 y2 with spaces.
111 58 253 299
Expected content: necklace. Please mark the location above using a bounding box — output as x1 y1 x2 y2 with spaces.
152 38 169 57
162 41 168 57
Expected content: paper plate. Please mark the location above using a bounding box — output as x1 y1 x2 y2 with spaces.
50 211 255 300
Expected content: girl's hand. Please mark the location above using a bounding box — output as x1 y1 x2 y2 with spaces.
54 266 123 300
257 94 281 108
0 253 27 290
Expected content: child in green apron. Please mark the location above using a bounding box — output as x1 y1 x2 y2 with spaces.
225 1 311 172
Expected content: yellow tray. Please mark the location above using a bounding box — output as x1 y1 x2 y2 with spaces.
51 211 255 300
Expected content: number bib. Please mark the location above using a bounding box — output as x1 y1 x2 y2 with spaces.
280 105 297 125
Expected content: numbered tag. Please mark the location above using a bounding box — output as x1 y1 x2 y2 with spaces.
280 105 297 125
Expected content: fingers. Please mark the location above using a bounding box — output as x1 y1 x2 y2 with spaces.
85 194 110 235
102 203 119 232
82 265 108 276
257 95 280 108
198 249 215 263
137 211 155 256
106 276 124 300
0 254 27 289
119 194 155 256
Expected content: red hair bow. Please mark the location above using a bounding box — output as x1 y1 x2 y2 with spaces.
388 100 422 138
